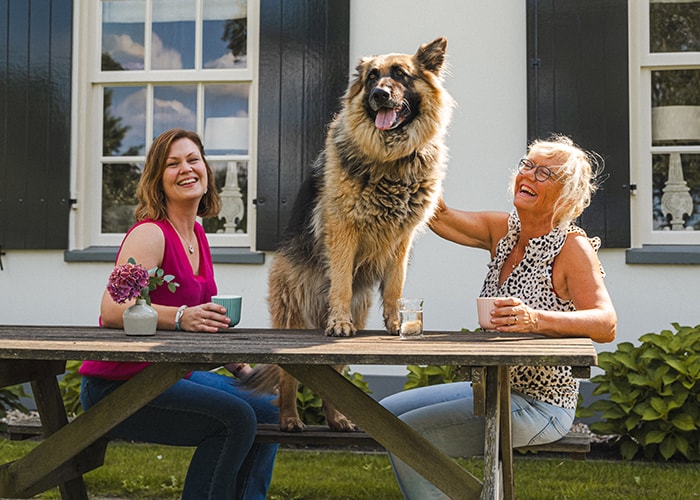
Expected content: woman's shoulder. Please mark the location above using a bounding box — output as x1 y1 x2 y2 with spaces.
118 220 166 265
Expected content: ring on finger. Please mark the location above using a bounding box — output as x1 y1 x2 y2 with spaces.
513 315 518 324
202 318 206 325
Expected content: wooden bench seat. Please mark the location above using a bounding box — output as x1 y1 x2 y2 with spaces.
5 417 590 459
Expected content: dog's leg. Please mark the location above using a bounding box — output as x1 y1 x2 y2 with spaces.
382 237 412 335
324 225 359 337
268 255 308 432
278 369 305 432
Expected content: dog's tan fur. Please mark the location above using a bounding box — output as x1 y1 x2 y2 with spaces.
245 38 453 432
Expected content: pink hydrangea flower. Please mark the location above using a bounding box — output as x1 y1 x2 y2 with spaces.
106 257 179 305
107 262 150 304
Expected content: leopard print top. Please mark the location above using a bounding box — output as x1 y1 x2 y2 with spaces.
479 210 602 409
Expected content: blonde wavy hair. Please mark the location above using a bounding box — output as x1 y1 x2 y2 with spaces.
134 129 221 221
513 134 603 229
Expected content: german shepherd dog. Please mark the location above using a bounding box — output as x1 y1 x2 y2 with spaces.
245 38 453 432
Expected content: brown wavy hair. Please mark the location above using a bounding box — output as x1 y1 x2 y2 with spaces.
134 129 221 221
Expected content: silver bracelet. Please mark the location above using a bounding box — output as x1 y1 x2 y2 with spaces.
175 305 188 331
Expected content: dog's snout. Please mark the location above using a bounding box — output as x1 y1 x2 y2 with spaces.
370 87 391 106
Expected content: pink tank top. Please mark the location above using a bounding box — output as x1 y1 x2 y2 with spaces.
79 219 217 380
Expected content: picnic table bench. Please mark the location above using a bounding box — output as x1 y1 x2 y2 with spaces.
0 325 597 499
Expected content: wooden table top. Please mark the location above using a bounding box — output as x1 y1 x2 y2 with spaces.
0 325 597 368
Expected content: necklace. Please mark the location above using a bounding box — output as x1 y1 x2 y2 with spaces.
167 219 195 254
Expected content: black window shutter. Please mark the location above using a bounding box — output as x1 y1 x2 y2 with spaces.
0 0 73 250
255 0 349 251
527 0 630 248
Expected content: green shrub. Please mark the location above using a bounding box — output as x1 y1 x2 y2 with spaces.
579 323 700 461
297 368 371 425
59 361 84 417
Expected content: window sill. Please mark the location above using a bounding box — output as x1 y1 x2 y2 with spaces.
625 245 700 265
64 247 265 265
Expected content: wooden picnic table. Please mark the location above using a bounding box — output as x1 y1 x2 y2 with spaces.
0 325 597 500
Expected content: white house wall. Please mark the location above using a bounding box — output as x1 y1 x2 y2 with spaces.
1 2 698 370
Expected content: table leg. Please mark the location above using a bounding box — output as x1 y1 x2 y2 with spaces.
0 362 201 499
481 366 501 500
31 375 89 500
498 366 514 500
281 363 483 500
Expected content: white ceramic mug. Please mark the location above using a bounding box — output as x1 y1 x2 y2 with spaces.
476 297 507 331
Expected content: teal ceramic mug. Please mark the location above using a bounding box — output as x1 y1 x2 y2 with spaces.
211 295 242 329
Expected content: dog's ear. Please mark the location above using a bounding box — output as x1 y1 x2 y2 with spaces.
415 37 447 75
347 57 371 99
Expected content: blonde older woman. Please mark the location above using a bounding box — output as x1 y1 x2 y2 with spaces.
380 135 617 499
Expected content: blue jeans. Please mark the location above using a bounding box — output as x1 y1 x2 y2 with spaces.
380 382 575 500
80 371 279 500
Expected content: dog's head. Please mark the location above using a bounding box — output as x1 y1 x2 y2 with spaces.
342 37 452 157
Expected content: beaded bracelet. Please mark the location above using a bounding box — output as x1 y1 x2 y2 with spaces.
175 305 188 331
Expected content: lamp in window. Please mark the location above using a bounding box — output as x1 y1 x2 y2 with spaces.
204 117 248 233
652 106 699 230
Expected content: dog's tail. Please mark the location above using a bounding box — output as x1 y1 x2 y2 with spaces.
238 364 281 395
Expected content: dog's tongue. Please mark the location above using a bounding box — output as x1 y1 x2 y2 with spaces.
375 108 397 130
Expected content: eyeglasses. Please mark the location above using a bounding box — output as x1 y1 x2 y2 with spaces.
517 158 561 183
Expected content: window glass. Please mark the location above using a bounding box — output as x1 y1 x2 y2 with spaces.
152 0 196 69
203 84 249 155
102 162 143 233
652 153 700 230
203 160 248 234
101 0 146 70
103 86 147 156
650 0 700 53
153 85 197 138
203 0 248 69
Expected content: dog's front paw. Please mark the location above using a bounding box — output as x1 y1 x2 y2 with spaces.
327 412 358 432
281 416 306 433
325 318 357 337
384 313 401 335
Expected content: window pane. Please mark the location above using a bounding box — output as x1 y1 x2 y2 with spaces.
102 0 145 70
104 86 146 156
650 0 700 53
652 153 700 230
202 160 248 234
102 161 143 233
651 70 700 147
203 84 249 154
203 0 248 69
153 85 196 138
152 0 195 69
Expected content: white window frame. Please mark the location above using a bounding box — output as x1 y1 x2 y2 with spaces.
70 0 259 250
630 0 700 246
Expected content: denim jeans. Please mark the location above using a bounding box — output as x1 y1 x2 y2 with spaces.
80 370 279 500
380 381 575 500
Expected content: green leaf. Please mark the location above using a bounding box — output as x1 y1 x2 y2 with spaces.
671 413 696 431
673 434 690 458
620 439 639 460
644 430 666 444
659 436 676 460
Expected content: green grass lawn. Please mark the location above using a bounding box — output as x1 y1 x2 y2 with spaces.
1 438 698 499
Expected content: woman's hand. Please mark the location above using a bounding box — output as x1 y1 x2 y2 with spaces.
180 302 231 332
491 297 539 333
224 363 253 378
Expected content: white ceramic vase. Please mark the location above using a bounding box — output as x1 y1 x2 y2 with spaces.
123 299 158 336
